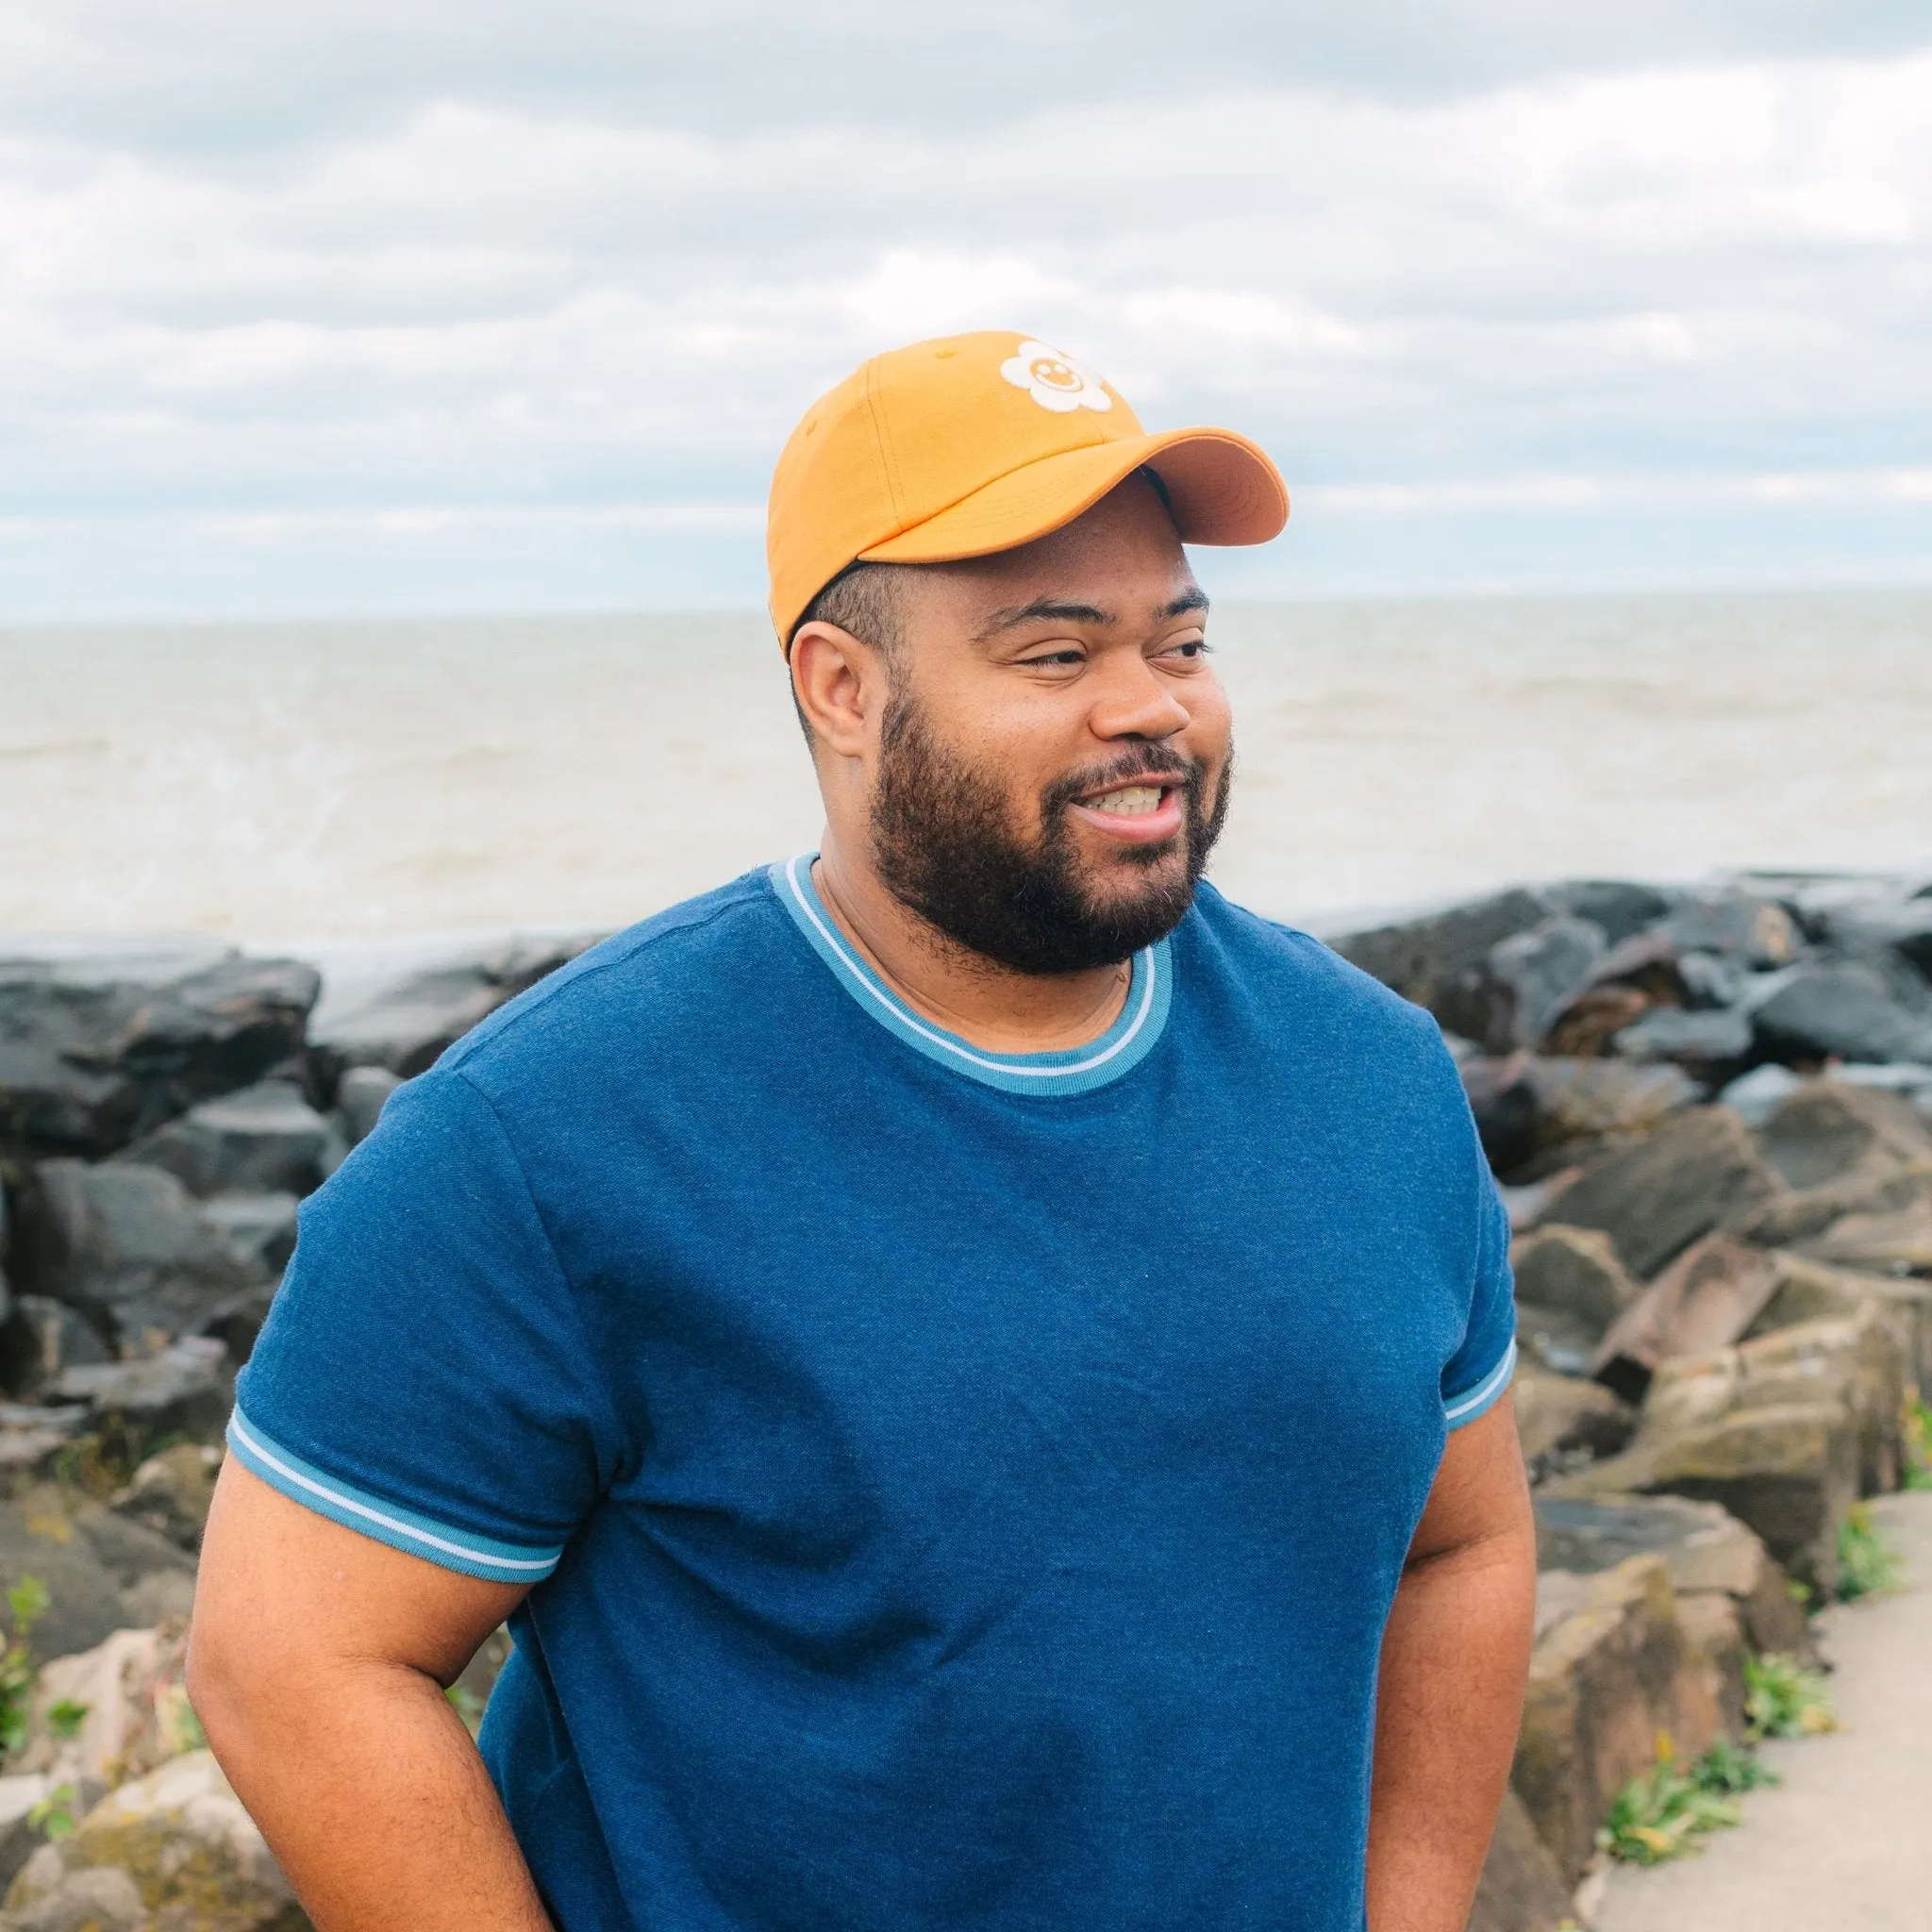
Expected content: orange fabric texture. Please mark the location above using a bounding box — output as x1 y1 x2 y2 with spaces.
766 330 1289 646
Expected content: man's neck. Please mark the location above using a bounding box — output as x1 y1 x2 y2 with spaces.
810 839 1132 1056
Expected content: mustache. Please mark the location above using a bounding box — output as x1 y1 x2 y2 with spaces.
1041 742 1208 816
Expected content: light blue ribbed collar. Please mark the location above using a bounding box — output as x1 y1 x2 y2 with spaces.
770 854 1173 1098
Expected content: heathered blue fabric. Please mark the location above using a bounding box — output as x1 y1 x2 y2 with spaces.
237 867 1515 1932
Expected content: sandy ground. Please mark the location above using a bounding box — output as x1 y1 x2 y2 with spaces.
1593 1489 1932 1932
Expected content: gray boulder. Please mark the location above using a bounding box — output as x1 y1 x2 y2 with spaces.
50 1341 233 1453
336 1065 403 1146
310 934 595 1084
1752 960 1932 1066
1590 1236 1783 1404
1532 1492 1813 1661
118 1080 342 1200
1317 887 1555 1011
200 1192 300 1276
1511 1225 1642 1334
1612 1005 1753 1068
1513 1364 1634 1478
1656 889 1802 969
0 1299 109 1402
0 1500 195 1663
1438 918 1607 1056
110 1443 224 1553
0 942 320 1158
3 1752 308 1930
1462 1055 1694 1178
16 1161 262 1352
1541 879 1679 947
1529 1107 1782 1279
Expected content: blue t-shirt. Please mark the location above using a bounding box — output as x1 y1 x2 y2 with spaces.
234 859 1515 1932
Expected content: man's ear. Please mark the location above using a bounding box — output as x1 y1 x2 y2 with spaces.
791 622 886 759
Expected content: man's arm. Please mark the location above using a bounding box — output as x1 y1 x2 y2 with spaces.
1366 1394 1536 1932
189 1459 554 1932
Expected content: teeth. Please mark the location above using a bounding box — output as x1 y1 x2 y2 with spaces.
1090 786 1163 815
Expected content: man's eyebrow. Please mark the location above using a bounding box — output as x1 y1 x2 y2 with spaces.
973 596 1114 641
1163 588 1210 620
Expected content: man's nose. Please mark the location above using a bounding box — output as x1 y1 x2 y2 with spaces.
1087 658 1192 742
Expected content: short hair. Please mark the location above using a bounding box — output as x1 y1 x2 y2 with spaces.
791 560 911 656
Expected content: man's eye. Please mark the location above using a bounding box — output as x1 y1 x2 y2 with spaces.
1022 651 1085 669
1165 640 1209 659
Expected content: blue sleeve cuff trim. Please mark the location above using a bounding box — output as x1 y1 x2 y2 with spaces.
227 1407 566 1586
1442 1338 1517 1432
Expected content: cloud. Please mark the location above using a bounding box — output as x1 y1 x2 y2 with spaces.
1 23 1929 614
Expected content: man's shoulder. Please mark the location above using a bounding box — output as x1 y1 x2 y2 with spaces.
440 869 791 1082
1187 881 1441 1044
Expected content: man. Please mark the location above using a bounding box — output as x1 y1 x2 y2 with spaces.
192 330 1534 1932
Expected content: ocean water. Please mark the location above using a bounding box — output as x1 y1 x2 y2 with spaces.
4 592 1930 958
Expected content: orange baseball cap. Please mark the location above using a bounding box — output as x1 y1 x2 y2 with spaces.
767 330 1289 648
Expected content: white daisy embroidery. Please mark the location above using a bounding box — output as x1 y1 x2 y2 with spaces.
999 339 1113 414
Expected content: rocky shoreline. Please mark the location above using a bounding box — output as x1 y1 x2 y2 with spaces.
0 869 1928 1928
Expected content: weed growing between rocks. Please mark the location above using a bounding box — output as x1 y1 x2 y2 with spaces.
0 1575 50 1753
1835 1504 1904 1602
1597 1735 1775 1865
1903 1399 1932 1492
1744 1652 1837 1740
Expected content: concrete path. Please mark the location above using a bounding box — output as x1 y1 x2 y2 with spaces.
1594 1490 1932 1932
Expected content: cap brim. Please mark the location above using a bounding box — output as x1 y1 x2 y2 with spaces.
857 427 1287 568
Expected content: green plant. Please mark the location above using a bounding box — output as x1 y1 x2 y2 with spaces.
1597 1738 1743 1865
1689 1735 1780 1795
1745 1652 1836 1740
1836 1503 1903 1603
1904 1397 1932 1491
43 1698 89 1742
27 1784 76 1840
0 1577 50 1757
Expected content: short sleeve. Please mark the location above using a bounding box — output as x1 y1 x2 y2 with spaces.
1440 1173 1517 1432
231 1068 622 1584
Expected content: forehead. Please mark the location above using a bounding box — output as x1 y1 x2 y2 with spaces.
910 477 1197 625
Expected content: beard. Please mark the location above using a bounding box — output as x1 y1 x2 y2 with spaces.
868 690 1231 976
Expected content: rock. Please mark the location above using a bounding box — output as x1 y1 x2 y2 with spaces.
14 1621 199 1791
1513 1365 1633 1477
1541 880 1679 947
50 1343 233 1457
198 1194 299 1278
1727 1307 1907 1497
1674 1591 1748 1740
1317 887 1556 1013
3 1862 147 1931
1531 1492 1814 1661
1463 1056 1695 1179
1544 1401 1857 1594
1798 1201 1932 1278
0 943 321 1160
4 1751 308 1930
334 1066 402 1147
0 1496 195 1663
1514 1302 1599 1377
1466 1787 1574 1932
110 1445 223 1555
1656 889 1802 970
1612 1005 1753 1068
1590 1236 1783 1404
1512 1555 1717 1882
14 1163 261 1353
1718 1062 1805 1127
192 1288 279 1373
0 1407 85 1480
309 934 594 1084
1512 1226 1642 1333
1822 894 1932 981
1436 919 1607 1057
1529 1108 1782 1280
1754 1079 1932 1186
0 1776 53 1892
117 1082 342 1202
0 1302 109 1403
1752 960 1932 1066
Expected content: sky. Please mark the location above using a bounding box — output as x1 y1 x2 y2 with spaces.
3 1 1930 619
